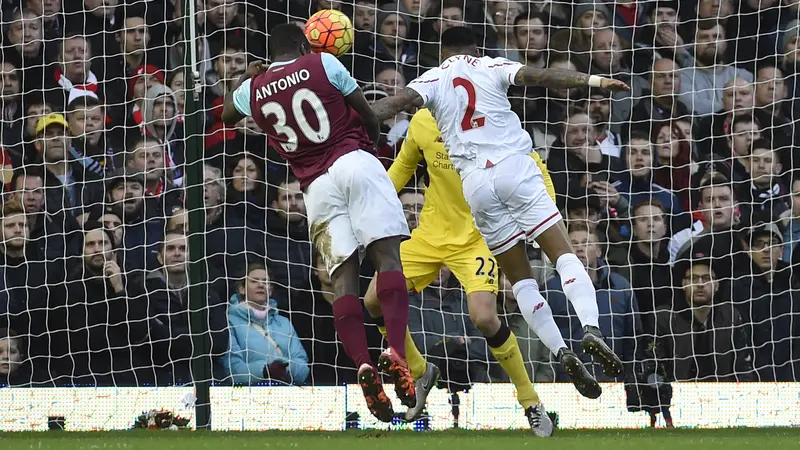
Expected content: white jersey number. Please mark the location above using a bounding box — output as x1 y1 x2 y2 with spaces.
260 88 331 152
453 77 485 131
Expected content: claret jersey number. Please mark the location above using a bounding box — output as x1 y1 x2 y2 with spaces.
260 88 331 152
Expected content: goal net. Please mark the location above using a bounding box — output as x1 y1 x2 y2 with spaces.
0 0 798 431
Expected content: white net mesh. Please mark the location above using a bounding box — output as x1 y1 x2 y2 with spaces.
0 0 799 430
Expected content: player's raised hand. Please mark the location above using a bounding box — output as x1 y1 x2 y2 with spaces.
600 78 631 92
246 61 267 77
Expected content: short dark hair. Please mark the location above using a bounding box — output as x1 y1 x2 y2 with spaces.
220 34 247 55
115 5 149 30
82 220 118 251
699 175 735 200
697 19 723 34
627 130 652 145
435 0 464 15
441 27 476 49
632 198 666 216
751 138 772 152
730 113 760 130
67 95 102 113
514 11 550 28
10 167 45 192
398 187 422 198
269 23 309 58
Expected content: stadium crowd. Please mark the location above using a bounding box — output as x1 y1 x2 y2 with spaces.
0 0 800 418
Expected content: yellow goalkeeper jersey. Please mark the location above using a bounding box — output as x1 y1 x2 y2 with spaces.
388 108 555 249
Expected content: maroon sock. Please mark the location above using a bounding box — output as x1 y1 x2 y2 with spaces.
376 271 410 358
332 295 372 368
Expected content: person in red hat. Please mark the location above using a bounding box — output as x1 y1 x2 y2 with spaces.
128 64 165 127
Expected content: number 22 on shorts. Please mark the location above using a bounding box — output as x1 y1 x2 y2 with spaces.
475 256 496 278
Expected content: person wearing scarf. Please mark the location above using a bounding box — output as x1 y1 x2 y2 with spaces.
224 264 309 385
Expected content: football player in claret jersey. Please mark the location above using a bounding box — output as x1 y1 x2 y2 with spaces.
372 27 630 436
221 24 415 423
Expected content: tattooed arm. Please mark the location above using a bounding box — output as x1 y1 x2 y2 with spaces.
513 66 631 91
372 87 425 122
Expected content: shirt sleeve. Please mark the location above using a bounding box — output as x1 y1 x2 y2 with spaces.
232 78 253 117
406 68 441 107
485 57 525 88
388 114 424 191
321 52 358 96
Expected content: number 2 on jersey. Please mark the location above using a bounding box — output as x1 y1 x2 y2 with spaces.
260 88 331 152
453 77 485 131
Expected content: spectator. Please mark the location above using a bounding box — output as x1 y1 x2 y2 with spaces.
545 225 639 382
7 167 78 265
0 328 28 386
353 3 418 82
734 223 800 381
587 28 646 125
48 222 153 386
625 199 677 334
353 0 377 32
3 8 45 96
128 65 165 127
33 113 103 215
226 154 267 228
203 164 265 300
581 87 621 156
5 100 54 168
66 93 118 173
651 120 694 209
630 59 691 132
695 77 755 158
225 264 309 385
266 174 313 300
488 0 525 61
82 204 123 248
741 139 788 221
648 246 755 382
0 61 24 151
548 108 620 210
781 175 800 262
140 84 184 186
127 229 229 385
208 36 248 103
45 33 111 111
27 0 64 40
514 11 548 69
399 187 424 231
613 131 682 217
418 0 464 68
105 167 164 272
125 136 182 212
679 21 754 116
635 0 693 68
720 114 762 164
111 5 164 80
668 176 743 263
498 273 554 382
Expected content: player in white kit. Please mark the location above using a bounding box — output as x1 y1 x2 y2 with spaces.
372 27 630 437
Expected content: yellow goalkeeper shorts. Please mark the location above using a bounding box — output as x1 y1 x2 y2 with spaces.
400 233 498 295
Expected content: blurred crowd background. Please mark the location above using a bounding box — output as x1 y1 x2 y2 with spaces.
0 0 799 417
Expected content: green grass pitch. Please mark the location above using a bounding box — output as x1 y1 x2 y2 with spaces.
1 429 799 450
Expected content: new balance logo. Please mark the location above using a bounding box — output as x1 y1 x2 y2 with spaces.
564 278 577 285
533 302 545 313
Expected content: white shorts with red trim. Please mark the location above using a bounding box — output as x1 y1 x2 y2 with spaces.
305 150 410 276
461 152 562 256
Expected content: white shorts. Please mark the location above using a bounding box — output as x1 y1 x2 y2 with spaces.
461 153 562 255
305 150 410 275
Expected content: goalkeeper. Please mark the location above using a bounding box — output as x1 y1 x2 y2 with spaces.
364 109 598 422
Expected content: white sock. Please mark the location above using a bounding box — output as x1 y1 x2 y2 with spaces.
555 253 600 328
512 278 567 356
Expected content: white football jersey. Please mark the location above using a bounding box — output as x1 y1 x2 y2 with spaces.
406 55 531 176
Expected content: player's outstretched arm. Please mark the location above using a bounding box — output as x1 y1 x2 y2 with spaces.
221 61 267 125
344 87 381 144
372 87 425 122
513 66 631 91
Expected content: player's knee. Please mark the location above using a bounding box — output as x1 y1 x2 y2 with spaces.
468 293 501 336
331 257 361 298
363 275 383 318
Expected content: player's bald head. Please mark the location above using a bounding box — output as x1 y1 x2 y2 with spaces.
269 23 311 59
440 26 479 59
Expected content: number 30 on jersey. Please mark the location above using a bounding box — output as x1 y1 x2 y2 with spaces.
260 88 331 152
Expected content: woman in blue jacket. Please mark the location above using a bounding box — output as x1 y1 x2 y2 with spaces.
225 264 309 385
